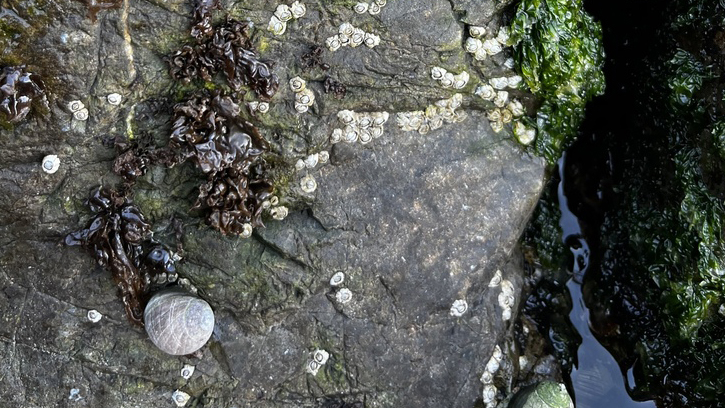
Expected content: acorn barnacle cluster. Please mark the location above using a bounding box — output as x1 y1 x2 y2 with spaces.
498 279 515 321
395 94 467 135
430 67 470 90
170 92 274 236
481 345 504 408
476 84 533 137
329 110 389 144
325 23 380 52
0 66 45 123
168 19 279 100
267 1 306 36
306 349 330 376
353 0 387 15
465 26 510 61
289 76 315 113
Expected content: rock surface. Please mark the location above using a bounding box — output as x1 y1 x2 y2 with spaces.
0 0 544 407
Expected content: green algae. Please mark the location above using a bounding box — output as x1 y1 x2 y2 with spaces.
509 0 605 164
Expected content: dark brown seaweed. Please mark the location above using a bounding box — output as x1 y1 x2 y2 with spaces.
0 66 45 123
301 46 330 71
323 76 347 100
190 0 222 39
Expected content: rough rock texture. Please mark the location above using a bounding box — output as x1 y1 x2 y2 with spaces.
0 0 543 407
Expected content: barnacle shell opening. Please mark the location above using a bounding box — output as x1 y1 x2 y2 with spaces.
42 155 60 174
172 390 191 407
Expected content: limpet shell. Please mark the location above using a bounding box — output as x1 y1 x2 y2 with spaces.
144 289 215 355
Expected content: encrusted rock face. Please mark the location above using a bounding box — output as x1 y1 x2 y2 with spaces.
0 0 544 407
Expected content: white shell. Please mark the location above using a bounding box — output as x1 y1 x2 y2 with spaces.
492 344 503 361
490 120 504 133
318 151 329 163
274 4 293 22
107 93 122 105
374 0 386 5
306 360 321 375
449 299 468 317
289 76 306 93
431 66 446 80
453 72 469 89
295 88 315 106
502 308 512 321
180 364 195 379
483 38 503 55
326 35 342 52
469 26 486 38
501 109 513 124
368 2 381 15
465 37 482 53
364 32 380 48
496 26 510 45
300 175 317 193
358 129 373 144
67 100 84 112
73 108 89 121
87 309 102 323
42 154 60 174
474 48 488 61
488 270 502 287
145 290 214 355
172 390 191 407
295 159 305 171
370 125 384 138
481 370 494 384
486 356 500 374
257 102 270 114
270 206 289 220
440 72 454 88
337 109 356 125
267 16 286 36
343 126 358 143
494 91 509 108
313 349 329 365
482 384 497 405
294 102 309 113
350 28 365 47
490 77 509 90
354 2 369 13
335 288 352 304
487 109 502 122
290 1 306 19
330 128 343 143
372 111 389 125
507 75 523 88
504 57 515 69
304 153 319 168
513 121 536 145
475 85 496 101
270 196 280 206
508 99 525 117
241 223 253 238
357 115 372 128
339 22 355 37
330 272 345 286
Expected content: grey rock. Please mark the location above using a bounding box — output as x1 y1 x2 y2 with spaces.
0 0 545 407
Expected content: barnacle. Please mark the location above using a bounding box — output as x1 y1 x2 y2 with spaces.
353 2 368 13
330 272 345 286
507 99 524 117
449 299 468 316
475 84 496 100
469 26 486 38
431 66 446 80
350 28 365 48
268 16 287 36
170 92 274 234
42 155 60 174
489 77 509 90
452 72 470 89
330 128 343 143
326 36 342 52
169 20 279 100
289 76 307 92
339 22 355 37
440 72 455 88
490 120 504 133
289 1 306 19
274 4 293 22
482 38 503 55
335 288 352 303
87 309 103 323
397 95 466 135
507 75 523 88
300 174 317 193
501 109 513 123
513 120 536 145
0 66 45 123
172 390 191 407
493 91 509 108
270 206 289 220
363 32 381 48
107 93 122 105
368 2 381 15
464 37 483 53
495 26 510 45
65 187 175 325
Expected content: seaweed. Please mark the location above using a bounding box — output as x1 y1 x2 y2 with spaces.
170 92 274 234
0 65 45 123
301 46 330 71
168 19 279 100
324 76 347 99
190 0 222 39
509 0 605 164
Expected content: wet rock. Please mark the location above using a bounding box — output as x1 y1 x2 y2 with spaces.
0 0 545 407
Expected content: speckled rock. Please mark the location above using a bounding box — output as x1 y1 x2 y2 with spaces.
0 0 544 407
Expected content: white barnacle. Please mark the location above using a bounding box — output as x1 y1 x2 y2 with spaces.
453 71 470 89
469 26 486 38
295 159 306 171
452 110 468 123
267 16 286 36
330 272 345 286
270 196 280 206
495 26 510 45
326 35 342 52
504 57 515 69
474 48 488 61
350 28 365 48
482 38 502 55
296 88 315 106
330 128 343 143
339 22 355 37
358 129 373 144
513 120 536 145
180 364 195 380
448 93 463 110
449 299 468 317
482 384 497 405
107 93 122 105
270 206 289 220
318 150 330 163
368 2 381 15
290 1 306 19
67 100 84 112
274 4 293 22
489 77 509 90
424 105 440 119
418 122 431 135
343 125 359 143
407 111 425 130
370 125 384 138
294 102 309 113
306 360 321 375
431 66 447 80
73 108 89 121
289 76 306 93
439 108 456 123
475 84 496 101
300 175 317 193
42 154 60 174
353 2 369 13
507 75 523 88
428 115 444 131
372 111 389 126
498 290 515 309
502 308 512 321
336 288 352 304
395 112 412 131
485 355 500 374
480 370 494 384
313 349 330 365
490 120 504 133
240 223 253 238
488 269 502 287
487 108 502 122
339 33 351 47
363 32 380 48
493 91 509 108
357 114 372 128
440 72 455 88
501 109 513 124
87 309 102 323
492 345 503 361
248 101 260 112
507 99 525 117
337 109 356 125
374 0 387 5
171 390 191 407
304 153 319 168
501 279 514 296
464 37 483 53
257 102 270 114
